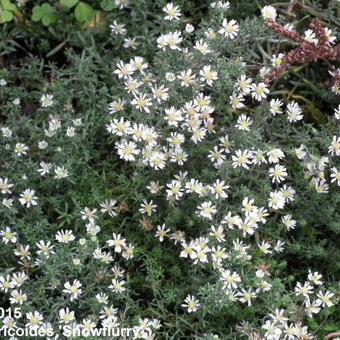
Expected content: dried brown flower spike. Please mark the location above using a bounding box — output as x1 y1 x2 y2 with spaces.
264 18 339 87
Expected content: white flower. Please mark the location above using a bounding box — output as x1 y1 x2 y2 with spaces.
0 177 14 194
100 199 118 217
330 167 340 186
80 207 98 223
116 140 140 161
219 19 239 39
209 225 226 242
199 65 218 86
209 179 229 199
261 6 277 21
181 295 200 313
316 291 334 307
304 29 318 45
220 269 241 290
55 230 75 243
268 164 288 183
109 99 125 114
185 23 195 33
235 75 253 95
36 240 55 258
0 227 17 244
295 281 314 298
308 271 323 285
271 53 285 67
162 2 181 21
262 320 282 339
286 101 303 123
334 104 340 120
197 201 217 220
164 106 183 127
194 39 211 55
281 214 297 231
232 149 253 169
107 233 126 253
324 28 336 45
109 279 126 293
131 93 152 113
305 299 322 318
270 99 284 115
40 94 54 107
19 189 38 208
110 20 127 35
230 93 245 109
329 136 340 156
1 127 12 138
54 166 69 179
166 180 184 200
139 199 157 216
2 198 13 208
238 288 257 306
38 140 48 149
37 161 51 176
155 224 170 242
251 83 269 101
257 240 272 254
267 148 285 164
14 143 29 156
9 289 27 305
268 190 285 210
63 280 82 301
66 126 75 137
235 114 253 131
26 311 44 329
59 307 75 324
114 60 134 79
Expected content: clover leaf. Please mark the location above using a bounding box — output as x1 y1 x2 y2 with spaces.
0 0 16 24
31 3 57 26
60 0 79 10
74 2 95 23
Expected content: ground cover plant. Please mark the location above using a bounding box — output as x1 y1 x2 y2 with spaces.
0 0 339 339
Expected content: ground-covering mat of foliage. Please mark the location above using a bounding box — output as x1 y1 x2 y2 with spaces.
0 0 340 339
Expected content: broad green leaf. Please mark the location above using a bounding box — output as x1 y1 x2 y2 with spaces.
31 4 57 25
31 5 44 21
100 0 114 11
41 3 55 13
42 12 57 26
60 0 78 9
0 9 13 23
1 0 16 12
74 1 94 23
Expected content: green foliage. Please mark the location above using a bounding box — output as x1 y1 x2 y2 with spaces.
0 0 339 339
31 3 58 27
60 0 96 23
0 0 16 23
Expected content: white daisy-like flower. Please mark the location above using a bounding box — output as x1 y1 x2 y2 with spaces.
197 201 217 220
40 94 54 108
329 135 340 156
261 6 277 21
269 98 284 116
304 29 318 45
162 2 181 21
286 101 303 123
251 83 269 101
235 114 253 131
219 19 239 39
181 295 200 313
19 189 38 208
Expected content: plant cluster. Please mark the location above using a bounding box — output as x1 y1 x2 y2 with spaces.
0 0 339 339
